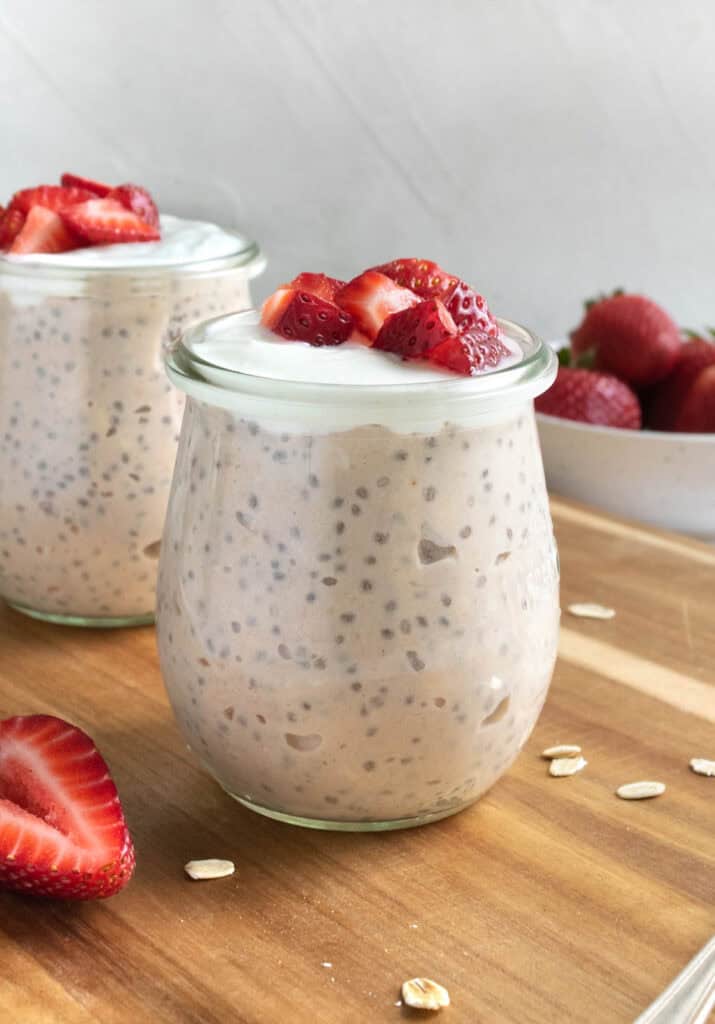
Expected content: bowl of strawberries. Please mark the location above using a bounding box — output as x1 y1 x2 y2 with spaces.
535 291 715 543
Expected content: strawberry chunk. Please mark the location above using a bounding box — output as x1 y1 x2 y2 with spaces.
63 198 160 244
60 172 112 197
0 714 135 900
9 206 81 255
9 185 96 215
336 271 419 342
261 287 354 346
374 299 458 359
429 329 511 376
0 207 26 250
284 272 345 303
107 184 160 229
372 258 497 336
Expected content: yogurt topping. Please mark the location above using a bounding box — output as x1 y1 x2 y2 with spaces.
2 214 250 269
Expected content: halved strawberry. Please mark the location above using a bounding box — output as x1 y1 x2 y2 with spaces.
60 172 112 197
0 207 26 250
63 198 160 244
336 271 419 341
429 329 511 376
261 287 354 346
374 299 457 358
372 258 498 336
9 206 81 255
284 272 345 303
9 185 96 215
0 714 135 900
107 184 160 230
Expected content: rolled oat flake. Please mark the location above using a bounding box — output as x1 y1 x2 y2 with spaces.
401 977 450 1011
184 858 235 880
616 781 665 800
689 758 715 777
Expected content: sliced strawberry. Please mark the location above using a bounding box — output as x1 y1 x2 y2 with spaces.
336 271 419 342
0 207 26 250
429 329 511 376
284 272 345 303
372 258 498 336
9 206 82 255
9 185 96 215
0 714 135 900
107 184 160 230
63 198 160 244
261 287 353 346
374 299 457 358
60 172 112 197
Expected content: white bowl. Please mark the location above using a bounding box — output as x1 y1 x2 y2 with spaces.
536 413 715 542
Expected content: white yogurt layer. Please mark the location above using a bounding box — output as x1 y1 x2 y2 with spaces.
3 214 247 269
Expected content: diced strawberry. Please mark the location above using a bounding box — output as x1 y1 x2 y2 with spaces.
107 184 160 229
9 185 96 215
9 206 81 255
372 258 498 336
63 198 160 244
374 299 457 359
285 272 345 303
60 172 112 197
336 271 419 342
429 329 511 376
261 287 354 346
0 207 26 250
0 714 135 900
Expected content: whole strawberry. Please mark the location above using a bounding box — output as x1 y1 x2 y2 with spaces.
535 367 642 429
570 292 681 387
647 335 715 432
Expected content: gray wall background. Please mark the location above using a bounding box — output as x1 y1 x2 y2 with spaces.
2 0 713 339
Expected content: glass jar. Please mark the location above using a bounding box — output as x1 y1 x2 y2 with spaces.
157 310 560 830
0 237 264 626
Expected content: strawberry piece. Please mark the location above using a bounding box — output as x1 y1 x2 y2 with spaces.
63 198 160 244
9 185 96 215
284 272 345 303
429 329 511 376
60 172 112 197
9 206 82 255
107 184 160 229
336 271 419 341
261 287 354 346
0 207 26 250
646 337 715 431
372 258 498 336
0 714 135 900
570 293 680 387
374 299 458 358
535 367 642 429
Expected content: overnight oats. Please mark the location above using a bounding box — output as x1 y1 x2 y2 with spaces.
157 260 560 829
0 173 264 625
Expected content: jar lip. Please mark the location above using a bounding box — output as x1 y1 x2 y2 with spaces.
167 309 557 407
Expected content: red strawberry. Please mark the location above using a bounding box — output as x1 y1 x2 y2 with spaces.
9 185 96 215
107 184 160 229
372 258 498 336
536 367 642 429
60 172 112 197
374 299 457 358
675 365 715 432
0 207 26 250
0 714 135 900
63 198 160 244
336 271 419 341
570 293 680 387
284 272 345 304
429 329 511 376
647 337 715 431
9 206 81 255
261 287 354 346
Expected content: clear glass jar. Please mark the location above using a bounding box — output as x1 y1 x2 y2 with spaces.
0 238 264 626
157 311 560 830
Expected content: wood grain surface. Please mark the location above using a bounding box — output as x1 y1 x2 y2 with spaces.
0 496 713 1024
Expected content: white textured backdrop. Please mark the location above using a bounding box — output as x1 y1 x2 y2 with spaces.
1 0 713 338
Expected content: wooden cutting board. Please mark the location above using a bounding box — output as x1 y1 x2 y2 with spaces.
0 496 713 1024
